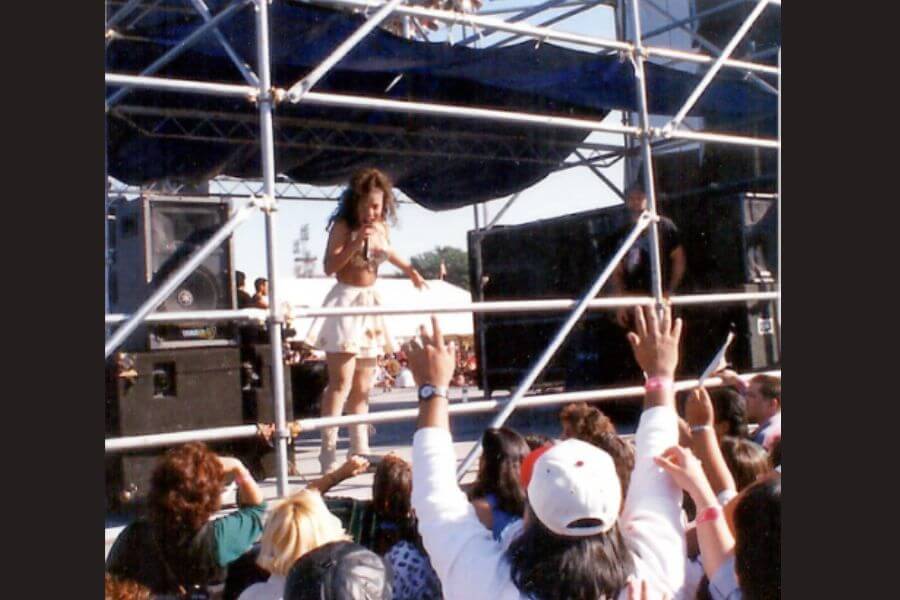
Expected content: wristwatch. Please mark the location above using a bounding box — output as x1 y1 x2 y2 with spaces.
418 384 449 402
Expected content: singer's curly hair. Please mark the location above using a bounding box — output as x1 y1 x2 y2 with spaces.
327 168 398 231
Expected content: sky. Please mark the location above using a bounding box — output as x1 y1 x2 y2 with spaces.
222 1 697 282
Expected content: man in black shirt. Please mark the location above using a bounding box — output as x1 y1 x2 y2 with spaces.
611 187 686 327
236 271 253 309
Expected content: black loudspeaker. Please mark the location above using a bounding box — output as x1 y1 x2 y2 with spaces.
469 196 780 395
238 345 295 480
105 348 243 509
109 195 237 351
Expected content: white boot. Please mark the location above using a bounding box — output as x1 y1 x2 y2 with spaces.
319 427 339 474
348 423 371 457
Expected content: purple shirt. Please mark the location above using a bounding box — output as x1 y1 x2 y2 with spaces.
752 412 781 451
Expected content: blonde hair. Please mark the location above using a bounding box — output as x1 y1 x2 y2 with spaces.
256 489 350 576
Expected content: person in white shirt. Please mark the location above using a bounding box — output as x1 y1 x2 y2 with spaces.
404 305 688 599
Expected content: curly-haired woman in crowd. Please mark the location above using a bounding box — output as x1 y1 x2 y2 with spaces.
467 427 530 541
106 442 266 597
305 168 427 474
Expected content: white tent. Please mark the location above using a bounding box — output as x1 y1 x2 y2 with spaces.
278 277 474 346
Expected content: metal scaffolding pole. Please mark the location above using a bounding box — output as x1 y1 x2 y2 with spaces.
254 0 291 498
286 0 407 102
105 368 780 452
318 0 778 75
485 193 520 229
665 0 770 131
106 0 145 29
104 290 780 325
105 73 256 99
187 0 260 86
574 149 624 200
628 0 664 306
455 212 652 479
105 0 252 109
104 200 259 358
777 48 781 328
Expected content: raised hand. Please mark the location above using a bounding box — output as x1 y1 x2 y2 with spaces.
685 387 714 428
626 304 682 378
405 316 456 389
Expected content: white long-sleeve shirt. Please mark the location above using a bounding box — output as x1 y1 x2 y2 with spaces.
411 406 686 600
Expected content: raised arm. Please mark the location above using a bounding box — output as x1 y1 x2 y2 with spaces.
408 317 510 600
685 387 737 500
620 304 686 595
306 455 370 495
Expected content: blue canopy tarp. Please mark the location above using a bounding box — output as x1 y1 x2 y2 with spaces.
106 2 776 209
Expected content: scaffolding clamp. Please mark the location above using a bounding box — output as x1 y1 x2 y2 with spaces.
254 193 278 213
288 420 303 438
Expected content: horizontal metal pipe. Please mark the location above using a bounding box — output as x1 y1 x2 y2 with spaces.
102 292 780 325
104 370 780 451
301 91 639 136
105 73 257 99
105 308 267 325
313 0 779 75
665 128 780 149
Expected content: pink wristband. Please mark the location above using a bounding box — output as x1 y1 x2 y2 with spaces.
695 505 722 525
645 376 674 393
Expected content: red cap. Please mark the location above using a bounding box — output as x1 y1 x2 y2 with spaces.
520 442 554 489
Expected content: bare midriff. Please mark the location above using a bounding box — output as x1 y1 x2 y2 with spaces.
335 262 378 287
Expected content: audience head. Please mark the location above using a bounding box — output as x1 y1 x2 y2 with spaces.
559 402 634 499
733 475 781 600
236 270 246 289
104 574 151 600
624 185 647 218
746 374 781 423
523 433 551 451
710 387 749 439
284 541 392 600
254 278 268 294
510 439 633 599
148 442 224 537
720 436 770 491
470 427 530 517
256 490 350 577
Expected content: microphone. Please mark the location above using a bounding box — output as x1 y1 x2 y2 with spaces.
362 237 369 261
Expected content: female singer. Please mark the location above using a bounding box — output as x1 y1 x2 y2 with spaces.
305 168 427 474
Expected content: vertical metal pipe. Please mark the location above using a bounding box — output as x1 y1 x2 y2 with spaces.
473 203 480 230
456 213 653 479
628 0 665 306
776 48 781 329
254 0 290 497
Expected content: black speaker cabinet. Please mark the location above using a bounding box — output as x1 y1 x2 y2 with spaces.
239 345 295 480
109 195 237 351
468 196 780 395
105 347 243 509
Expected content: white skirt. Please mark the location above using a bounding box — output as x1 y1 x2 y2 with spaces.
304 282 396 359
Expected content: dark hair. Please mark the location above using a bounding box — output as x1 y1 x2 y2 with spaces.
285 541 392 600
508 506 635 600
327 168 398 232
371 455 421 554
734 476 781 600
254 277 267 292
524 433 551 451
559 403 634 499
750 374 781 403
625 184 645 198
711 387 749 438
236 271 246 287
468 428 529 516
769 437 781 470
720 437 770 491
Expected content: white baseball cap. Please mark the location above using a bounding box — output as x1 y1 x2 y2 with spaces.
527 438 622 537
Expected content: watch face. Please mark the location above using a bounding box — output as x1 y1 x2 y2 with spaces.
418 384 435 401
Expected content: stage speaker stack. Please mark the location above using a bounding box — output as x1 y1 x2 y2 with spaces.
105 347 243 510
108 195 238 351
239 344 295 480
468 194 780 397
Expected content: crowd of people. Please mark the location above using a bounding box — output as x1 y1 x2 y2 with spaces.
105 305 781 600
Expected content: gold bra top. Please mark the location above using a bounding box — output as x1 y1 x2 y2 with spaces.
349 224 390 270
